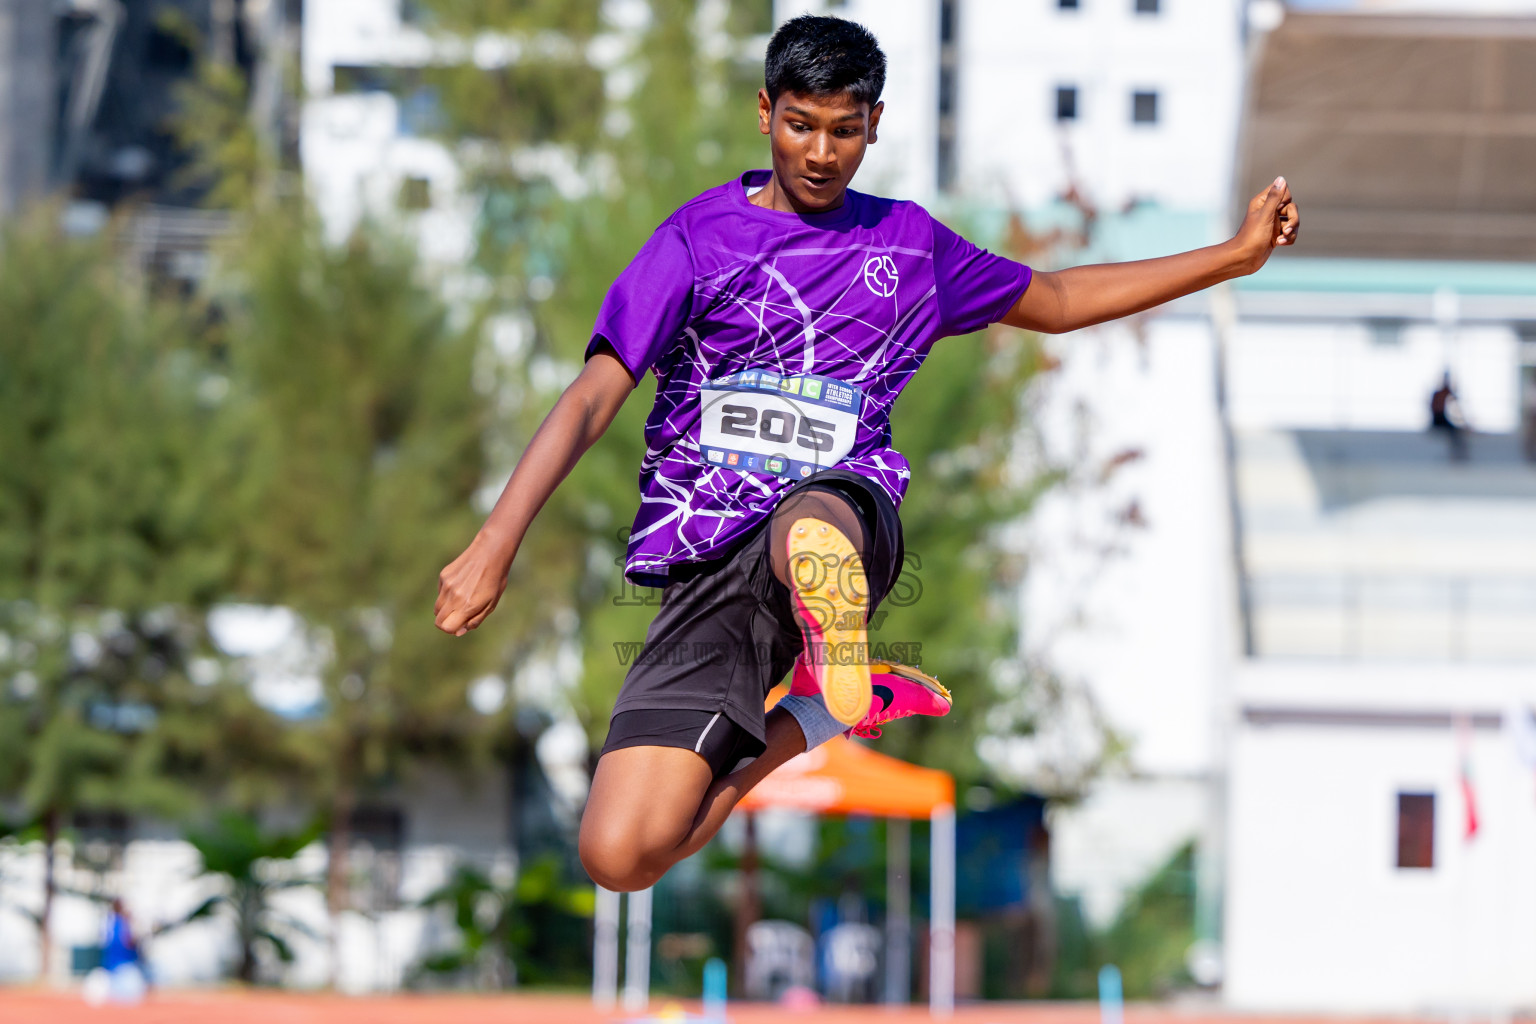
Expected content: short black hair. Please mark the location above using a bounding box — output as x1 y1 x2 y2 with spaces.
764 15 886 109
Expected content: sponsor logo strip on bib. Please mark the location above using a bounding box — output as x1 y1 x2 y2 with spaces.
699 370 864 480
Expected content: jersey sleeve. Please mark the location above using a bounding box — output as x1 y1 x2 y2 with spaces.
931 216 1032 338
585 221 695 379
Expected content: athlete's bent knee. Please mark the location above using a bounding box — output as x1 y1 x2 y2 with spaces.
579 826 666 892
579 843 659 892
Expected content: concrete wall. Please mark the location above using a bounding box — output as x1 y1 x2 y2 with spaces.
1228 318 1525 434
1225 663 1536 1011
1019 314 1233 780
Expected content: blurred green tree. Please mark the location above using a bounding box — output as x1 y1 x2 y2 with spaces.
0 208 280 974
208 206 504 944
169 38 508 953
1098 839 1197 997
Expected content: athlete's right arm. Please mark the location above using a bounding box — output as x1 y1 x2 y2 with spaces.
434 343 638 636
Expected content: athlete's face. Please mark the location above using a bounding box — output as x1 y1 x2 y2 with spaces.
757 89 882 213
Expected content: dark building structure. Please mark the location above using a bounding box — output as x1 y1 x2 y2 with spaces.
0 0 296 218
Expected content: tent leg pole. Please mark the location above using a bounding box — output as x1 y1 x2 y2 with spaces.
886 817 911 1005
930 805 955 1017
593 886 620 1010
623 886 653 1012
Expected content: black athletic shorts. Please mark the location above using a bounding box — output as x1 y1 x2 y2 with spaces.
598 470 905 776
600 708 767 778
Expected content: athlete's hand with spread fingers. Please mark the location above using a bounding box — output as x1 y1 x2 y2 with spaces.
1229 176 1300 275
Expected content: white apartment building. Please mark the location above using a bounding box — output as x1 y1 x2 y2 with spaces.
300 0 474 259
778 0 1245 211
1216 6 1536 1011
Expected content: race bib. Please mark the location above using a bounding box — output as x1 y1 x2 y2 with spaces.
698 369 864 480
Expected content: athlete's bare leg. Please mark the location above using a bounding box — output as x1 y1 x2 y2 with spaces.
578 708 807 891
578 486 868 892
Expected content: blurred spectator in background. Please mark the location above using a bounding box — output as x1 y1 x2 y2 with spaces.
83 899 147 1006
102 899 140 975
1429 371 1469 462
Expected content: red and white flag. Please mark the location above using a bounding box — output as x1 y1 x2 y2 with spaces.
1456 713 1479 842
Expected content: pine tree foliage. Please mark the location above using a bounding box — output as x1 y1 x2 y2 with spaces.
205 206 505 910
0 207 295 965
158 27 515 938
1050 840 1197 998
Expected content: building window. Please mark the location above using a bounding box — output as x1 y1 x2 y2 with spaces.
145 25 194 71
1396 792 1435 869
1132 90 1159 124
1135 0 1160 12
72 811 131 871
72 810 131 846
1367 318 1407 347
1056 86 1078 122
333 65 396 94
350 805 405 849
348 806 406 911
1521 364 1536 464
397 86 442 137
399 176 432 210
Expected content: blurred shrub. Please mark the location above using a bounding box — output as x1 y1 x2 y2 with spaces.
1050 840 1197 998
157 811 323 983
410 854 595 988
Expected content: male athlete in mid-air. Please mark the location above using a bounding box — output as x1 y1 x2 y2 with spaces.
436 15 1299 891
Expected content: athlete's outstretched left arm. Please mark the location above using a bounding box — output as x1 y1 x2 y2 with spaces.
1001 177 1299 335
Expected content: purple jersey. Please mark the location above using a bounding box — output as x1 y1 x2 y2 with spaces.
588 170 1032 586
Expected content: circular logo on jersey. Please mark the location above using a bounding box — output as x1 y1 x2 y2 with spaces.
862 255 899 298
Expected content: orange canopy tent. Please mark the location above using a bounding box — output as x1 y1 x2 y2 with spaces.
732 693 957 1017
736 735 954 818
